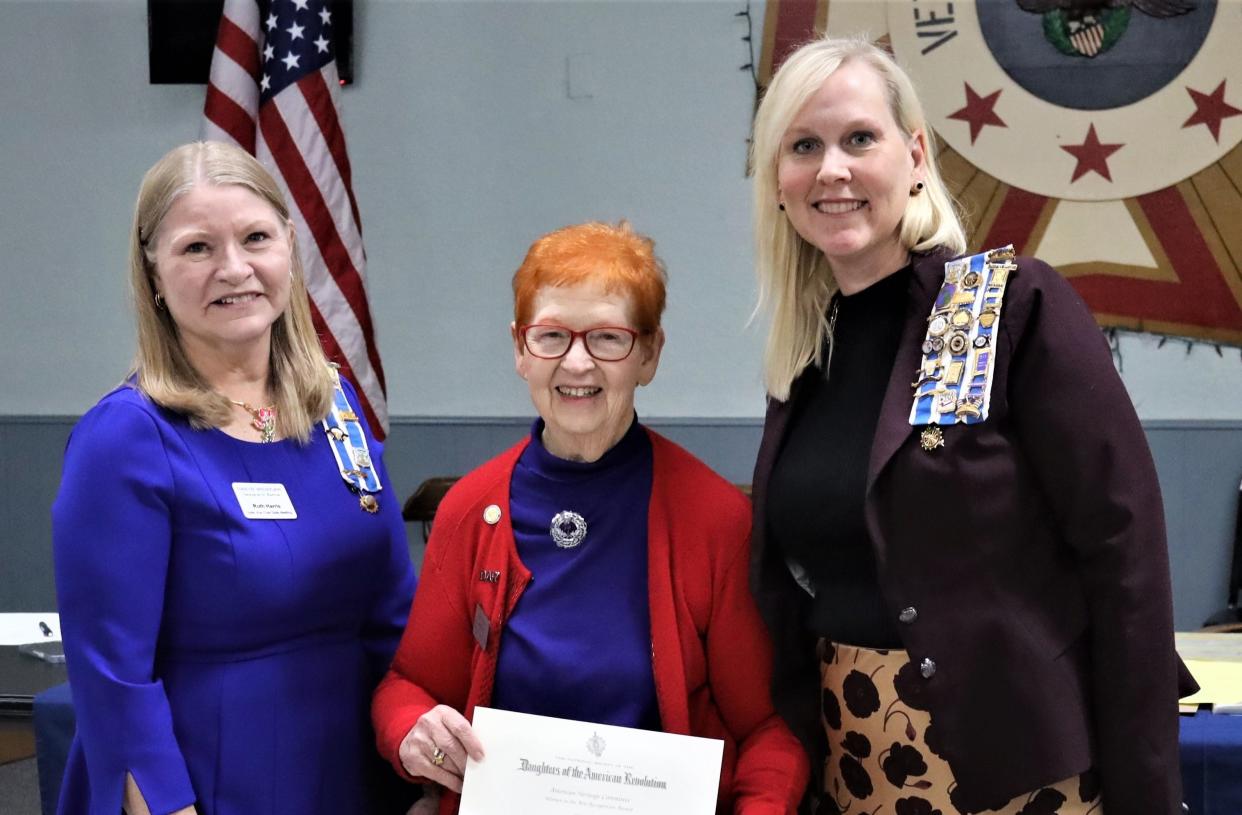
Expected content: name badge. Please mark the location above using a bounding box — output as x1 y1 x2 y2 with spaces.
231 482 297 519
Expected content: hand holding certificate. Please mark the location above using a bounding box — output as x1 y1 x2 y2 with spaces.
399 704 485 793
459 707 724 814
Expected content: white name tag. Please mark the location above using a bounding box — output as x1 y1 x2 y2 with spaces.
232 482 297 519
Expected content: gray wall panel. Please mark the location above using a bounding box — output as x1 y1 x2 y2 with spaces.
6 417 1239 631
2 418 72 611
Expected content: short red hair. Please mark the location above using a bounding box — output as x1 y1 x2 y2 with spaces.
512 221 667 333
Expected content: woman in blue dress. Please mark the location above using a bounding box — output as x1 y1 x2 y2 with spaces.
52 141 416 815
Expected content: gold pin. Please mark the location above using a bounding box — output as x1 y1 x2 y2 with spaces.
928 315 949 336
359 494 379 513
989 267 1010 286
945 361 964 385
978 310 997 328
962 271 981 288
947 332 969 355
328 427 346 441
950 308 973 328
920 426 945 451
339 410 359 423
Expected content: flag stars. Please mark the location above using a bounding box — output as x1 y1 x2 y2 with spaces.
1182 80 1242 143
265 13 277 31
313 35 330 55
281 52 300 71
287 21 305 41
1060 124 1124 183
263 43 275 61
292 0 310 10
261 74 271 92
319 7 332 25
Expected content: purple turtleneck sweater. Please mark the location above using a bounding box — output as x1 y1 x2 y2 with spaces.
491 416 661 730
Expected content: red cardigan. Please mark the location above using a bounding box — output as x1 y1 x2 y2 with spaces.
373 428 809 814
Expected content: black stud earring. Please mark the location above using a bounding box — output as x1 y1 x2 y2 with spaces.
910 181 925 197
778 202 785 211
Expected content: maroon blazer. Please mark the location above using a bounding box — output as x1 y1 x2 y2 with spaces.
750 250 1192 814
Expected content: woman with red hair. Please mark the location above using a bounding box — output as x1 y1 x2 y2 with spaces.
372 221 808 813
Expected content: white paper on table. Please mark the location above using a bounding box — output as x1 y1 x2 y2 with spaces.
0 613 61 645
460 707 723 815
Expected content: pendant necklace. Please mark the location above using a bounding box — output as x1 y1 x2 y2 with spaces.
230 399 277 443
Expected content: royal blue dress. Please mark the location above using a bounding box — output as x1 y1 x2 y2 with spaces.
52 382 416 815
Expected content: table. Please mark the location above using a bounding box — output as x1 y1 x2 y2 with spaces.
19 691 1242 815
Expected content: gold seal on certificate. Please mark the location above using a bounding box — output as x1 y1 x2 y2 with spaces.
459 707 724 814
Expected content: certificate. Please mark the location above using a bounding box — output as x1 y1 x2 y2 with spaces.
459 707 723 815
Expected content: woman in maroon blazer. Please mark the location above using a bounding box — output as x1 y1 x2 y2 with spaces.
747 35 1192 814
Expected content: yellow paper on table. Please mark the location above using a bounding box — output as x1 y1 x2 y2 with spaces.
1179 660 1242 708
1175 633 1242 711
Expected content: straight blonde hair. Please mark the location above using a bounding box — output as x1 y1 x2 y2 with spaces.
129 142 333 442
751 36 967 400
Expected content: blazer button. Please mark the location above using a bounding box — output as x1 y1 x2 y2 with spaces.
898 606 918 624
920 657 937 679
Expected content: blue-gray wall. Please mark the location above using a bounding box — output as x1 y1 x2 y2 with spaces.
7 416 1239 632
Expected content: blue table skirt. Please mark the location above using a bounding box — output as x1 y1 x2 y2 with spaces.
1180 710 1242 815
31 684 1242 815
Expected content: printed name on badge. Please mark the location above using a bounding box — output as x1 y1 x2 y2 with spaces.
232 482 298 519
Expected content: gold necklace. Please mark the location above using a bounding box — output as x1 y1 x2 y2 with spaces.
229 399 277 443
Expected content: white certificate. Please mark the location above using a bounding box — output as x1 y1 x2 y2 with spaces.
459 707 723 815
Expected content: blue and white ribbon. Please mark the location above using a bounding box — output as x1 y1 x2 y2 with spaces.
909 246 1015 426
322 368 381 503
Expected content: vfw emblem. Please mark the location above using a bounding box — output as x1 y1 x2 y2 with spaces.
874 0 1239 201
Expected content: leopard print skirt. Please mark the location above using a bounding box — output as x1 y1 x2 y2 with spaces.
819 641 1103 815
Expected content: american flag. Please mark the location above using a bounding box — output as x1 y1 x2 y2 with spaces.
203 0 389 437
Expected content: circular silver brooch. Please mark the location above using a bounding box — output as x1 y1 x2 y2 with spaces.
549 510 588 549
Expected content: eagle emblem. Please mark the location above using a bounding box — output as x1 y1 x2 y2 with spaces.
1016 0 1195 57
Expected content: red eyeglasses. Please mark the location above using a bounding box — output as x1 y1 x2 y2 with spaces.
519 324 641 361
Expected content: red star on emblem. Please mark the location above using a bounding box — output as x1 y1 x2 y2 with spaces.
1060 124 1124 183
1182 80 1242 143
947 84 1006 144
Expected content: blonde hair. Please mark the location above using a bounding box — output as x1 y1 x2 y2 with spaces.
751 36 967 400
129 141 333 442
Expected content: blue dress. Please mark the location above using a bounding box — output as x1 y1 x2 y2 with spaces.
52 382 417 815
